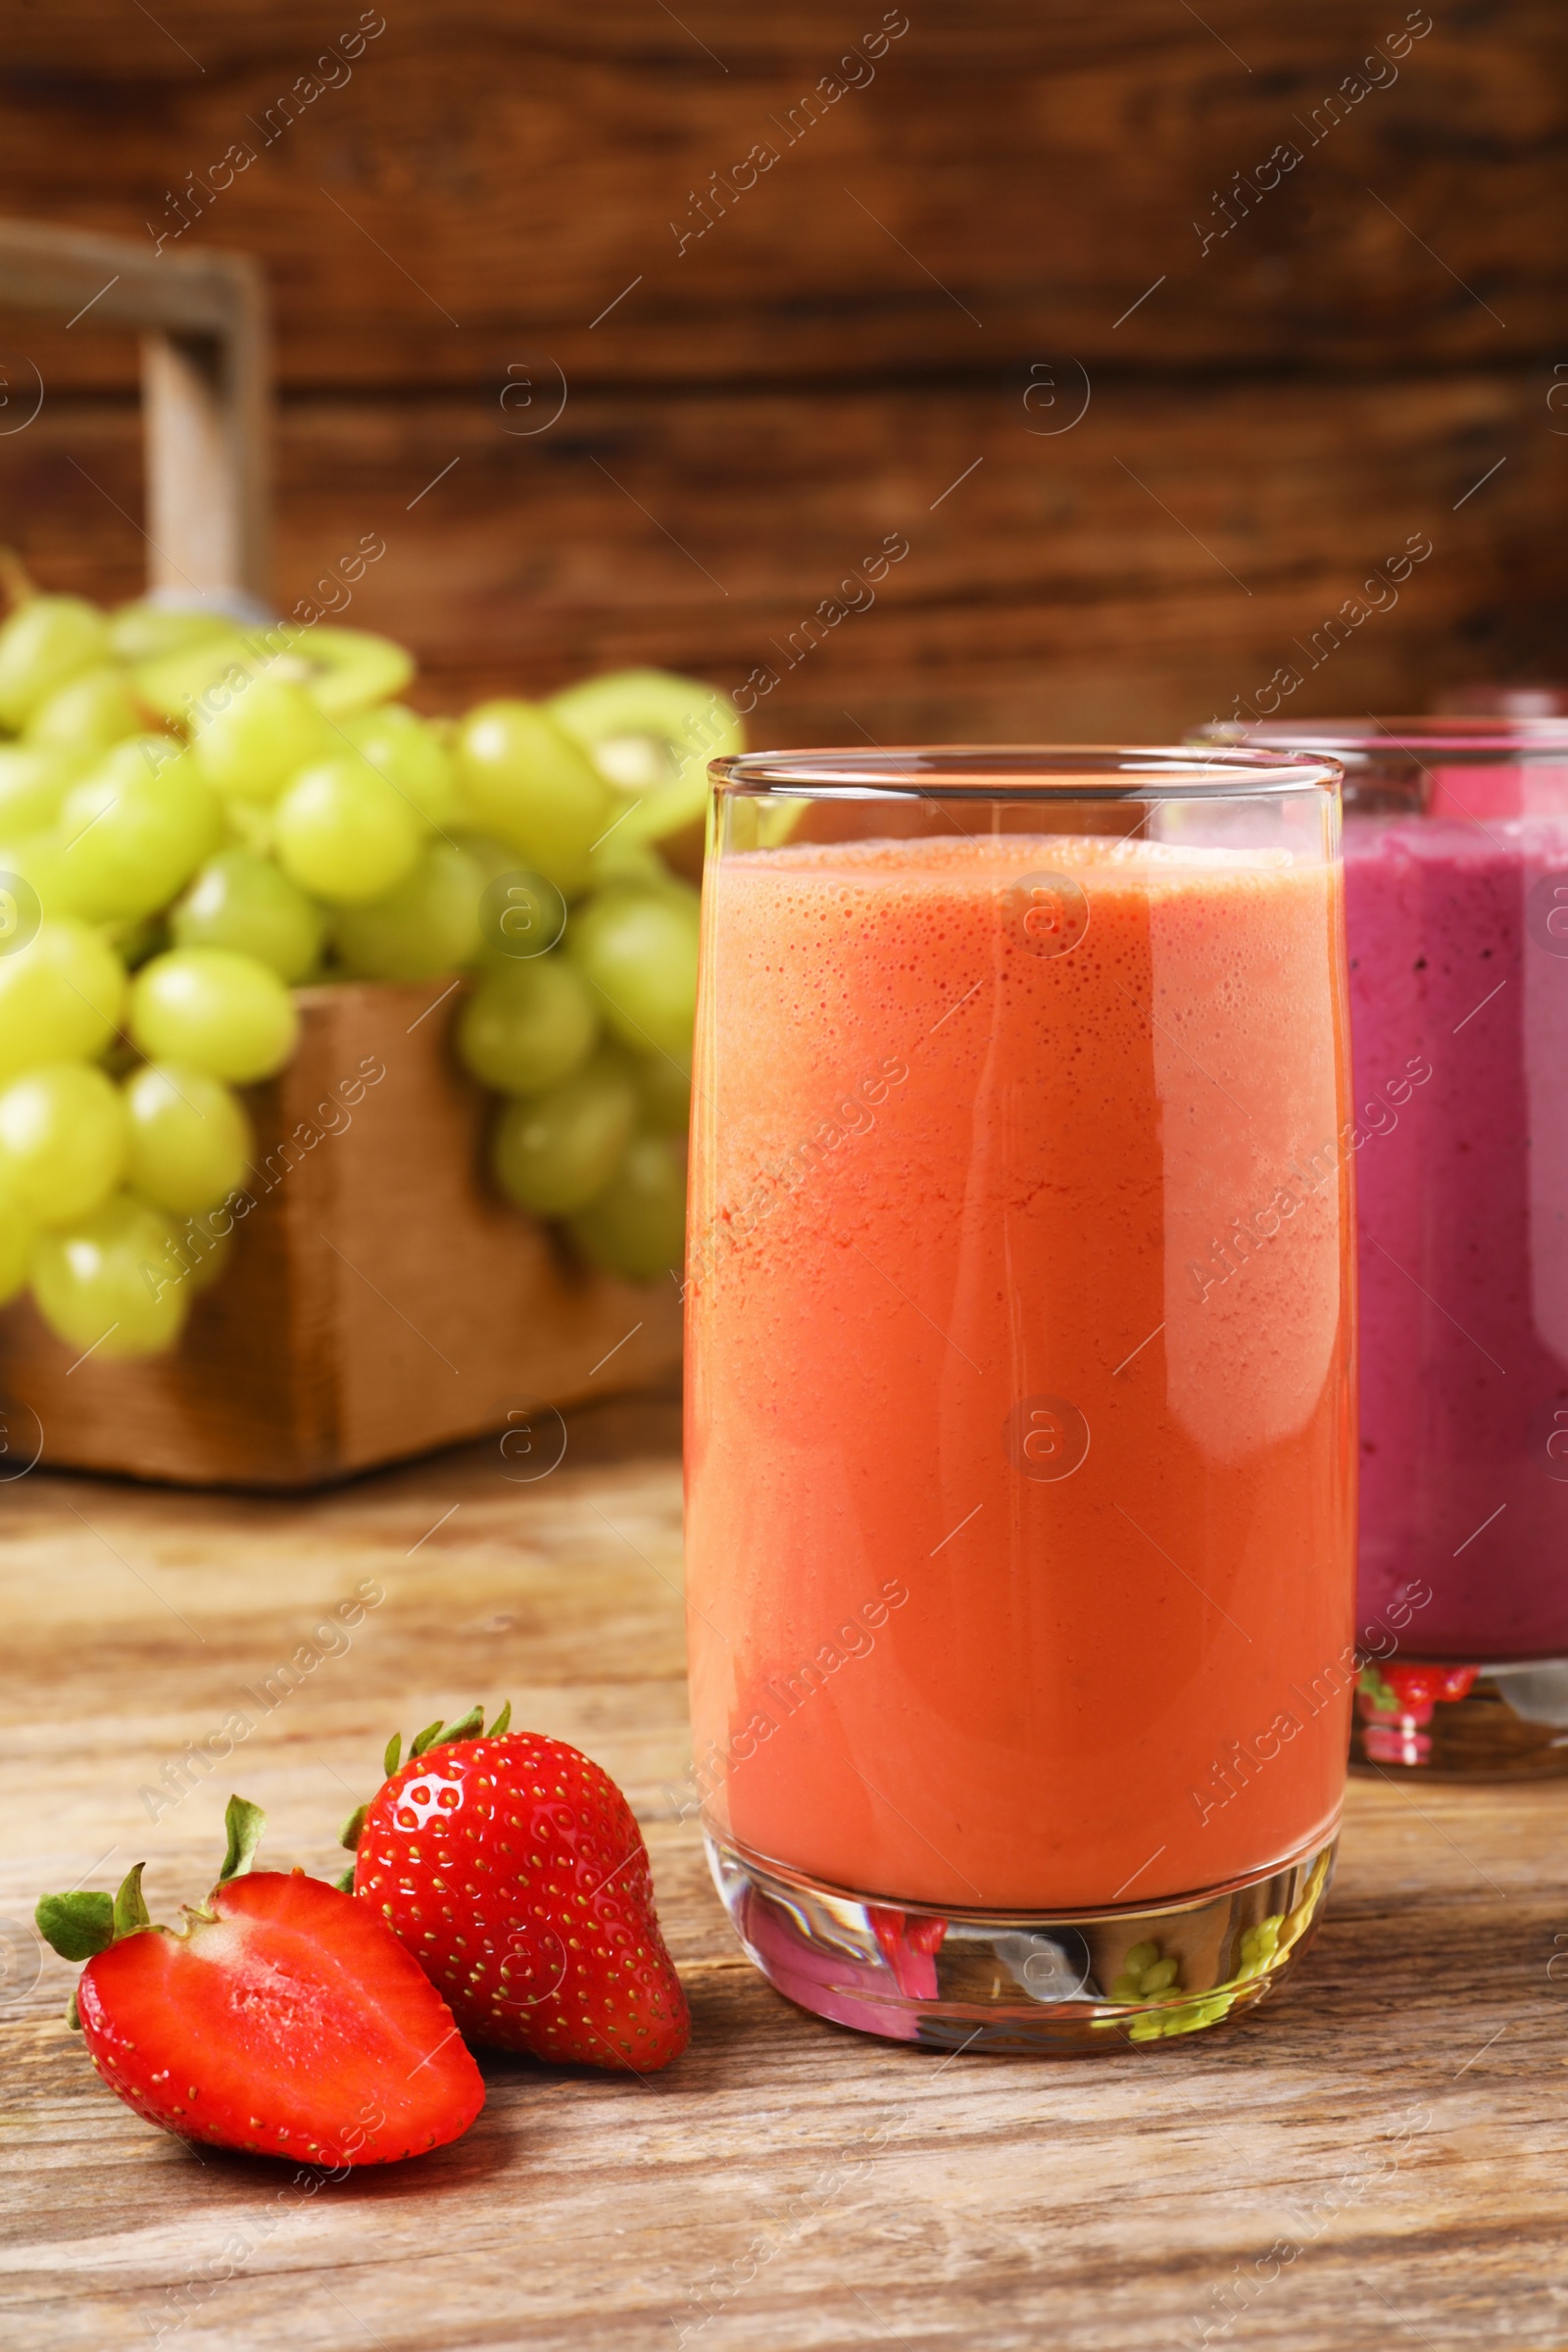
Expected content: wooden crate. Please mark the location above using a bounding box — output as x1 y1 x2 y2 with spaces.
0 980 682 1488
0 223 680 1487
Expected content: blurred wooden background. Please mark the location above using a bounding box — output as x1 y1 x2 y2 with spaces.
0 0 1562 739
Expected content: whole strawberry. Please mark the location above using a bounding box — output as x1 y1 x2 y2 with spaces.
36 1796 483 2165
342 1703 689 2073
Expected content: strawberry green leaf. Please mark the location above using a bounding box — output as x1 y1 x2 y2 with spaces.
432 1705 483 1748
220 1795 268 1883
489 1699 512 1738
113 1863 151 1939
339 1803 369 1853
410 1718 446 1759
332 1864 357 1892
1358 1664 1399 1712
35 1889 115 1961
383 1732 402 1777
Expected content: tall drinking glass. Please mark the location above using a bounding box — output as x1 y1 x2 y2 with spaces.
684 748 1353 2051
1201 717 1568 1777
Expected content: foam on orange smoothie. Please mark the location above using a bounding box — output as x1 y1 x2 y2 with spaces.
685 832 1354 1910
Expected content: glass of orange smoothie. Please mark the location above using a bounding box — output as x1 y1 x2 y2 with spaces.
685 748 1354 2051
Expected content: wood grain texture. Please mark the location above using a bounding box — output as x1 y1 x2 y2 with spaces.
0 2 1561 387
0 2 1561 734
2 369 1559 738
0 983 682 1487
0 1397 1565 2349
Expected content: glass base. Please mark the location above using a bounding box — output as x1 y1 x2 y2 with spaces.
705 1828 1337 2054
1351 1656 1568 1780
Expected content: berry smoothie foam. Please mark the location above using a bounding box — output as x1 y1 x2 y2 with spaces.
1346 808 1568 1658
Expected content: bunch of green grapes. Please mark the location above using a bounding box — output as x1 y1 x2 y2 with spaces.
0 569 738 1359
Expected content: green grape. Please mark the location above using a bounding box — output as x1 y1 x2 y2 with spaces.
475 869 567 969
583 832 676 895
273 757 423 905
0 595 111 730
29 1191 190 1358
0 1193 36 1304
0 743 91 837
172 849 325 984
490 1051 638 1216
566 883 700 1060
107 601 240 667
341 704 458 829
129 947 299 1084
546 667 742 844
123 1061 252 1215
632 1049 692 1137
454 700 607 894
453 832 568 967
0 865 40 963
190 674 330 802
0 918 126 1083
149 1206 231 1294
0 1061 128 1225
455 955 597 1095
114 914 170 972
0 830 68 925
25 666 147 752
221 800 275 858
568 1133 686 1282
57 742 222 924
99 735 196 791
454 829 531 885
330 842 483 981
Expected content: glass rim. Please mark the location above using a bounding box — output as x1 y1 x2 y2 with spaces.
1197 715 1568 762
708 744 1344 803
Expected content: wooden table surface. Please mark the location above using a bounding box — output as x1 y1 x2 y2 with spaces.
4 1388 1566 2351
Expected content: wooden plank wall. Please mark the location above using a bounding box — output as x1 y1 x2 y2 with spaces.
0 1 1562 741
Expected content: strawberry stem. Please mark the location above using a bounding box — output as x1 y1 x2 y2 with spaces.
350 1702 515 1852
219 1795 268 1883
430 1704 484 1748
37 1799 271 2032
112 1864 151 1939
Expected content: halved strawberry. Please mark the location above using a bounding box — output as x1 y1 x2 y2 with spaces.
36 1796 483 2166
342 1703 689 2073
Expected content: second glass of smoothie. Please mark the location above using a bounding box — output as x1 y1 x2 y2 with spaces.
685 747 1354 2050
1201 718 1568 1778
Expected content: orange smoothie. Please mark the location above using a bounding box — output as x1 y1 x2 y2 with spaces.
685 831 1355 1911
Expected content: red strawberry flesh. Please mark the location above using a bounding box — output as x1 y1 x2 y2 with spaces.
354 1732 689 2072
1381 1662 1480 1711
77 1870 483 2165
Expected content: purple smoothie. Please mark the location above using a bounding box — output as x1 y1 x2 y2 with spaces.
1346 803 1568 1658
